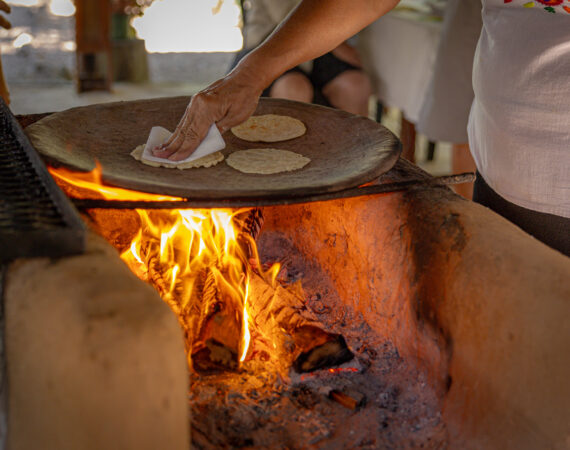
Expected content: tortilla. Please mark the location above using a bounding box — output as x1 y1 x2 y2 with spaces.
230 114 306 142
226 148 311 174
130 145 224 169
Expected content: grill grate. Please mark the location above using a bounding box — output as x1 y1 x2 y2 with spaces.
0 99 85 263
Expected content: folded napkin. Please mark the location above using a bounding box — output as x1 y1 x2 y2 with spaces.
141 124 225 166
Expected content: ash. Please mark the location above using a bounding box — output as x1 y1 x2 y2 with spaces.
190 232 447 449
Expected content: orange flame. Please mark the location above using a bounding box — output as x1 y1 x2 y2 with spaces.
49 164 277 367
48 162 182 201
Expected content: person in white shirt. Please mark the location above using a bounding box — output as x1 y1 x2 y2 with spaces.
468 0 569 255
154 0 570 256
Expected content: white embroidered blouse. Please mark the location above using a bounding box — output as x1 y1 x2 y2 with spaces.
468 0 570 217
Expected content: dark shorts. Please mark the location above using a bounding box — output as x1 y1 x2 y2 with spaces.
473 171 570 257
232 50 360 107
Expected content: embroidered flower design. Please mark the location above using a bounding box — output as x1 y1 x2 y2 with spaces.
504 0 570 13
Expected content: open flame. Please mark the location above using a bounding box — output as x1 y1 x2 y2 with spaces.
49 164 278 368
121 208 254 365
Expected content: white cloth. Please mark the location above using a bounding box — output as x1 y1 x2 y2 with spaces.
141 125 225 167
358 13 442 123
468 0 570 217
242 0 300 50
416 0 482 143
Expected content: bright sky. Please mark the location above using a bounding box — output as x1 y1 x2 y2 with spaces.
2 0 75 53
6 0 242 53
8 0 75 16
132 0 243 53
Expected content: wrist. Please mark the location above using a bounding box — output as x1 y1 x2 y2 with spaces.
235 48 289 94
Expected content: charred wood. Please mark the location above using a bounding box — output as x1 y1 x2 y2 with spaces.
191 267 243 374
247 273 354 373
191 208 265 373
138 236 243 373
292 330 353 373
234 207 264 261
329 389 367 410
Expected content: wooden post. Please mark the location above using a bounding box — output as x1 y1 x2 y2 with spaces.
400 114 416 163
0 2 11 104
75 0 113 92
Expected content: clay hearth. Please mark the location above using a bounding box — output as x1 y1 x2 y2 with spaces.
3 166 569 449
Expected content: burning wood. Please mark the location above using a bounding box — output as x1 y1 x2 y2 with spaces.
191 267 243 373
234 207 265 258
189 209 263 372
118 208 254 373
143 251 243 373
247 273 354 373
123 204 352 374
127 205 352 374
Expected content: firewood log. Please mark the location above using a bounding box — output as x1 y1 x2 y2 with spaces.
126 207 351 374
141 208 263 373
191 267 244 373
247 273 353 372
190 208 264 372
234 207 264 261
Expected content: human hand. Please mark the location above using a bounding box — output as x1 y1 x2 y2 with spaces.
0 1 11 30
152 64 264 161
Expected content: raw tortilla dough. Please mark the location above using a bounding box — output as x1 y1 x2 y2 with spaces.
130 144 224 169
231 114 306 142
226 148 311 174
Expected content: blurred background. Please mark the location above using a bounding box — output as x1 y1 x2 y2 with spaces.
1 0 457 178
2 0 243 113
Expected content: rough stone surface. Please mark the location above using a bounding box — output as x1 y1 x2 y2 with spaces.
262 181 570 449
4 231 189 450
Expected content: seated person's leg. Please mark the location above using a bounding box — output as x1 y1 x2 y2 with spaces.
311 50 371 116
269 71 313 103
322 70 371 116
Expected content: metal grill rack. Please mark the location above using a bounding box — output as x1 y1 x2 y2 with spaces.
0 99 85 263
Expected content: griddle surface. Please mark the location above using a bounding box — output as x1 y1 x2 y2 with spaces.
25 97 400 200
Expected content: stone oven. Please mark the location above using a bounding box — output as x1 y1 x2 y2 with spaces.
1 98 569 450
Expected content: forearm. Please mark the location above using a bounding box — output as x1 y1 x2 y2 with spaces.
156 0 400 159
235 0 399 90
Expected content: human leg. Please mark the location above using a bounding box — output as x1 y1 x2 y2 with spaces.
269 71 313 103
310 51 371 115
321 69 371 116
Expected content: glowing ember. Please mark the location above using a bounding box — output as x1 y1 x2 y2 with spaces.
49 164 278 369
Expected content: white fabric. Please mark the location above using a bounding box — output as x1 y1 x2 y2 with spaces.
468 0 570 218
242 0 300 50
416 0 482 143
358 13 442 123
141 125 225 167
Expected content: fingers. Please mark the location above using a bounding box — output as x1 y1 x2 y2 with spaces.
0 1 10 14
0 15 11 30
216 102 257 135
0 1 11 31
152 94 213 161
151 67 264 161
154 123 205 161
